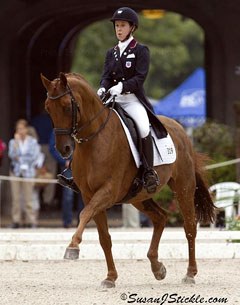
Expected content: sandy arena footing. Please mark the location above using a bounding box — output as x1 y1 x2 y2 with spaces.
0 258 239 305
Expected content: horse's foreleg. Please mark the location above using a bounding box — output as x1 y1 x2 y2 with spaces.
93 211 118 288
64 189 114 260
133 199 168 281
64 203 94 260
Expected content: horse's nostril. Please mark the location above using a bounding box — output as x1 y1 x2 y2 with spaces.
65 145 71 154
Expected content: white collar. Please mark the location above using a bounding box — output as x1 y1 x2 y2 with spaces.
18 135 30 153
118 36 134 56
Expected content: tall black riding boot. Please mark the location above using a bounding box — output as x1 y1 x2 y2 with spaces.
141 132 160 193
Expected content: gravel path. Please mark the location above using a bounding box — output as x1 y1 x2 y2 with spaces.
0 259 239 305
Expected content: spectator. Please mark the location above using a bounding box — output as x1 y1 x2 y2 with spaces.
31 112 57 206
27 126 45 225
8 119 40 228
140 213 152 227
49 131 84 228
122 204 140 228
0 138 6 167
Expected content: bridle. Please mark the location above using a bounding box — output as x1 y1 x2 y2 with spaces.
47 83 114 144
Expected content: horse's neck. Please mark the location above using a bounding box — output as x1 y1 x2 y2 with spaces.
78 95 108 138
72 77 113 141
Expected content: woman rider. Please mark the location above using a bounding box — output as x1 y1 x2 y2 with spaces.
97 7 167 193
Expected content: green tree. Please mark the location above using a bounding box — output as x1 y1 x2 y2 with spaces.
71 12 204 99
136 14 203 98
71 22 115 88
193 121 236 184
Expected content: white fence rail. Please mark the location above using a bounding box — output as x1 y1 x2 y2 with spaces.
0 158 239 227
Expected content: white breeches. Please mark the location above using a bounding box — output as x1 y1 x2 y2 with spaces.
115 93 150 138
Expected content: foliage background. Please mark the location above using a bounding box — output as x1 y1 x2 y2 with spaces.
154 121 236 226
193 121 236 184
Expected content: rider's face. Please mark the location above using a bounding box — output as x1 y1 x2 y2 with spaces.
115 20 132 41
16 123 28 138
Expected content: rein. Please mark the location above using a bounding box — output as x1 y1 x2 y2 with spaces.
47 84 115 144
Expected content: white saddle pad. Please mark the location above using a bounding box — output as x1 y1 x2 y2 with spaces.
114 110 176 168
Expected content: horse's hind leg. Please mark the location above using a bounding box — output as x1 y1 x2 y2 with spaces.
132 199 168 281
180 198 198 284
93 211 118 288
169 179 198 284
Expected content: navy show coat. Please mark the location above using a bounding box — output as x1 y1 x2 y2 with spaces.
100 39 167 138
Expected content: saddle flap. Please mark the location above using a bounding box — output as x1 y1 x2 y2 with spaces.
108 102 140 149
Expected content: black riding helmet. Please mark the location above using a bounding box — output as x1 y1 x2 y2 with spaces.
110 7 139 29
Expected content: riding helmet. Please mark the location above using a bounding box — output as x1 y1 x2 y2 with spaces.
110 7 139 28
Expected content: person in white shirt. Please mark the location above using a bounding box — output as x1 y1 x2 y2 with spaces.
8 119 40 228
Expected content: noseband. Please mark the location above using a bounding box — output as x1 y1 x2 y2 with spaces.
47 83 114 144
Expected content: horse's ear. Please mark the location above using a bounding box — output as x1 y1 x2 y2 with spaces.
59 72 67 87
40 73 51 90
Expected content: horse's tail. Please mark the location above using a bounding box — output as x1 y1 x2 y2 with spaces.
194 152 216 224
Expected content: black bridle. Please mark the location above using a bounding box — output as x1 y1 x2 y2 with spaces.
47 83 114 144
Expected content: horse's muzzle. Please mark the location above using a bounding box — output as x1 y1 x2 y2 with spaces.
56 138 74 159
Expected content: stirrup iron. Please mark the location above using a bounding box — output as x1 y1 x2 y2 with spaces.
143 168 160 193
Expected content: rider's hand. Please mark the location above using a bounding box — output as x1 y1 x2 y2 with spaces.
14 133 20 141
109 82 123 96
97 87 106 97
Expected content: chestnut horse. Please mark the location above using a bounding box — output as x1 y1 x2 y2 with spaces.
41 72 215 288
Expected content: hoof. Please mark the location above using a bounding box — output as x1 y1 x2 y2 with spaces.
182 275 195 284
153 264 167 281
64 247 79 260
101 279 115 288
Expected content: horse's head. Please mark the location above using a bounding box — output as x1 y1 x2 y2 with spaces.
41 72 78 158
